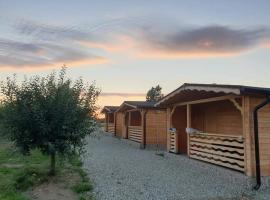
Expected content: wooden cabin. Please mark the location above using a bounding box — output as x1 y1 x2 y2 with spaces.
116 101 167 149
101 106 119 134
155 83 270 177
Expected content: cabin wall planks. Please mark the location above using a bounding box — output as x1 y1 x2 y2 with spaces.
145 110 167 146
245 96 270 176
115 112 124 137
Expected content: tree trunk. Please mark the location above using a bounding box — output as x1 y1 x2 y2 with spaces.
50 152 56 175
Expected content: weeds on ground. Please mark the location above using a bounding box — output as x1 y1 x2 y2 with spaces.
0 137 49 200
0 136 94 200
68 154 95 200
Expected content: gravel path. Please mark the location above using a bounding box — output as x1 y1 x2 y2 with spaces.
83 131 270 200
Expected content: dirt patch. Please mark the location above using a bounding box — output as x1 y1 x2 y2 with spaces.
25 182 77 200
25 169 82 200
1 163 23 168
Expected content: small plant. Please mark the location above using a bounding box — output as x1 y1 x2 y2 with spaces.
72 182 93 193
15 167 48 191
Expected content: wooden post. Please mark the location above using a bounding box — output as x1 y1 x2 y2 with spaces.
114 112 117 136
141 110 146 149
242 96 254 176
166 107 171 151
241 97 247 174
105 113 108 132
127 111 131 139
122 112 126 138
128 111 131 126
187 104 191 156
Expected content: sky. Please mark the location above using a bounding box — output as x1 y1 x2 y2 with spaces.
1 0 270 111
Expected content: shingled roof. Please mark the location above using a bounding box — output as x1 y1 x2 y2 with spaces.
116 101 157 112
101 106 120 113
156 83 270 106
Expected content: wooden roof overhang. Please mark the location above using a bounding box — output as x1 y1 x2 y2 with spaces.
162 90 240 106
116 102 137 113
155 83 270 108
116 101 162 113
101 106 119 114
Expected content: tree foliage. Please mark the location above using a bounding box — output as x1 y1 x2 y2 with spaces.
146 85 163 102
0 68 100 174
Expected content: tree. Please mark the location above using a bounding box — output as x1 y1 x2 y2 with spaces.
0 68 100 175
146 85 163 102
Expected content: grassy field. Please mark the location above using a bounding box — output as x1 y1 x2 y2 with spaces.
0 136 94 200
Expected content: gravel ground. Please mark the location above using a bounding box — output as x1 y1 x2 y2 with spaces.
83 131 270 200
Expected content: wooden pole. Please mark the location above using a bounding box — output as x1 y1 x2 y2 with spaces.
127 111 131 138
141 110 146 149
187 104 191 156
166 107 171 151
106 113 108 132
122 112 126 138
114 112 117 136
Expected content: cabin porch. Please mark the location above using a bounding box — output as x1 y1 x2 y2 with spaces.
106 112 115 133
125 110 144 143
167 96 245 172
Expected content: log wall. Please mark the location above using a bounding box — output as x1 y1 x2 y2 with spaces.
115 112 124 138
245 96 270 176
191 100 243 135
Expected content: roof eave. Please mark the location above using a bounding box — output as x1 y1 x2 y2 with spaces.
155 84 242 106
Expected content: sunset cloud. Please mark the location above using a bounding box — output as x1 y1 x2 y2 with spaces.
0 19 109 69
0 38 107 69
136 25 270 58
2 17 270 70
81 24 270 58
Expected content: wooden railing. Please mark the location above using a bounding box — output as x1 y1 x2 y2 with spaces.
108 123 115 133
189 133 245 172
128 126 143 143
169 130 178 153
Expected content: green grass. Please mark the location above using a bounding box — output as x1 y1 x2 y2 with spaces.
0 136 94 200
0 137 49 200
68 154 94 200
72 182 93 193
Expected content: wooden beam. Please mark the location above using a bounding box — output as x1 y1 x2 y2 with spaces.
187 104 191 156
229 98 243 115
170 105 177 117
105 113 108 132
141 109 146 149
128 112 131 126
173 94 240 107
127 108 140 113
125 112 129 139
114 112 117 136
166 107 171 151
241 97 247 174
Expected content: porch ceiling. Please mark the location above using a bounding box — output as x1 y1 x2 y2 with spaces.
156 90 233 106
156 83 270 107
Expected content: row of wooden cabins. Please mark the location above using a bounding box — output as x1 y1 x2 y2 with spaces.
102 83 270 187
